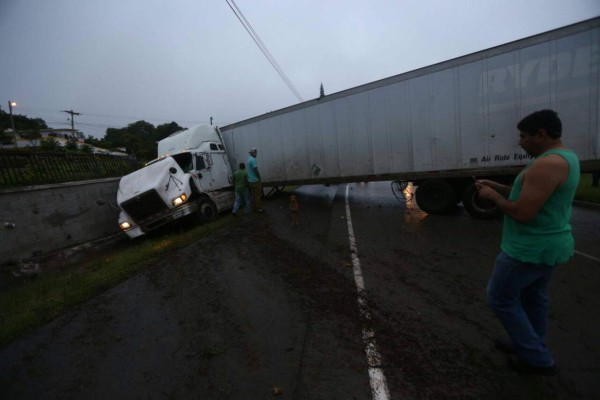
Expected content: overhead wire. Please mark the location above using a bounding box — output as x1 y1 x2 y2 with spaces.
14 3 304 135
17 106 207 133
225 0 304 102
228 0 304 102
11 3 305 136
18 106 198 125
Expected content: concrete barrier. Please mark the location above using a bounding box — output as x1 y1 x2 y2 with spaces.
0 178 122 264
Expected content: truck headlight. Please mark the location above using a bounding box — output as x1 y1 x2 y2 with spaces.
172 193 188 206
119 221 132 230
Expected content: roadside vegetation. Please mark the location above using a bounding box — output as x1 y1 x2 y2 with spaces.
1 109 185 164
575 173 600 204
0 216 232 349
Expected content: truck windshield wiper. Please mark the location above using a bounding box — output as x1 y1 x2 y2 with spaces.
166 168 183 190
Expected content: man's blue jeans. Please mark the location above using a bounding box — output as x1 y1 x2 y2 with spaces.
232 189 251 214
487 251 556 367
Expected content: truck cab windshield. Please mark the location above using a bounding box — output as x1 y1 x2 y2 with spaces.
172 153 193 172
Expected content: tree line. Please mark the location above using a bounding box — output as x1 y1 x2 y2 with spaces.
0 109 184 162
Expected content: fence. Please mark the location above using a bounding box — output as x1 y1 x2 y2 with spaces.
0 150 141 187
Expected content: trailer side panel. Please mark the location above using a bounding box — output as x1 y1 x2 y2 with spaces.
221 18 600 185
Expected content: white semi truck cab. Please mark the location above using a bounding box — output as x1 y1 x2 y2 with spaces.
117 124 234 238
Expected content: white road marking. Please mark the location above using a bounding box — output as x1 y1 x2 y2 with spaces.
345 184 391 400
574 250 600 263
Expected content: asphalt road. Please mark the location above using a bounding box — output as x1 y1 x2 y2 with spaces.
1 182 599 399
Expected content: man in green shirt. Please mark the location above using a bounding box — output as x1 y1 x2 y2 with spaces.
232 163 251 215
476 109 580 376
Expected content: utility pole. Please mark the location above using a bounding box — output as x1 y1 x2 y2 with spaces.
62 109 81 137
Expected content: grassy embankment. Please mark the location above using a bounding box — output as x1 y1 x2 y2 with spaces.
0 216 232 348
575 173 600 204
0 180 598 349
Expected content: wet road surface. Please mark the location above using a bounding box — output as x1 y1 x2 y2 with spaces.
1 181 599 399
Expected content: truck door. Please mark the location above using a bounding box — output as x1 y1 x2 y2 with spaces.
193 153 214 191
209 143 233 189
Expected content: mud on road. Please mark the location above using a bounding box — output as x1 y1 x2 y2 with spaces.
1 186 599 399
1 213 371 399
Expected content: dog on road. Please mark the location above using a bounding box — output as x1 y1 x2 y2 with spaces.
289 195 300 225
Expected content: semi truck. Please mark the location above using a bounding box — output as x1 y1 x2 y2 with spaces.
117 124 234 238
220 16 600 218
116 17 600 238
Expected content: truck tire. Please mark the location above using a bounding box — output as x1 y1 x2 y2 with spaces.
461 183 501 220
415 179 457 214
197 198 217 222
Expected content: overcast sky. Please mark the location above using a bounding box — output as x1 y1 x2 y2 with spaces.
1 0 599 138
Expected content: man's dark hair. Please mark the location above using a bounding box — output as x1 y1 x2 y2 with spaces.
239 163 246 169
517 109 562 138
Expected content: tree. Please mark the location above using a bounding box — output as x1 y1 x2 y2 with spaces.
65 138 79 152
156 121 184 142
80 144 94 154
103 120 158 160
85 135 101 147
40 137 63 152
0 109 48 132
319 83 325 99
123 133 142 158
132 121 157 160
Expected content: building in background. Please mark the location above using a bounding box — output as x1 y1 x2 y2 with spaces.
1 128 127 157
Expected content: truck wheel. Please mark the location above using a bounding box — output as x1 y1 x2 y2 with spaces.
197 198 217 222
415 179 457 214
461 183 501 220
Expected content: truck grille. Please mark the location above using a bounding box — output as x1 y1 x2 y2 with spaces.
121 190 168 222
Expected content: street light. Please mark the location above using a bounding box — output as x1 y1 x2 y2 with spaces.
8 100 17 147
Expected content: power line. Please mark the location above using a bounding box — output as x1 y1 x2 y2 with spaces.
225 0 304 102
19 106 207 128
227 0 303 102
19 107 158 124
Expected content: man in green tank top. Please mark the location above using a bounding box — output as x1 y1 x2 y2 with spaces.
476 109 580 376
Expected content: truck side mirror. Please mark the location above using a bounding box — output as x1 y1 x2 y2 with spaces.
169 167 177 174
195 154 208 171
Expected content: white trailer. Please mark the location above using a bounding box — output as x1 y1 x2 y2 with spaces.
220 17 600 218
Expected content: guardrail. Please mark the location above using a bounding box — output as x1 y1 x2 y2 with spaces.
0 150 141 187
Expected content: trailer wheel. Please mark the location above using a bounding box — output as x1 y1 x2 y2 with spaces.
415 179 457 214
197 198 217 222
461 183 501 220
391 180 410 202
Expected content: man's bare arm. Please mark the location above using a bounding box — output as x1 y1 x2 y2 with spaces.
477 155 568 222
